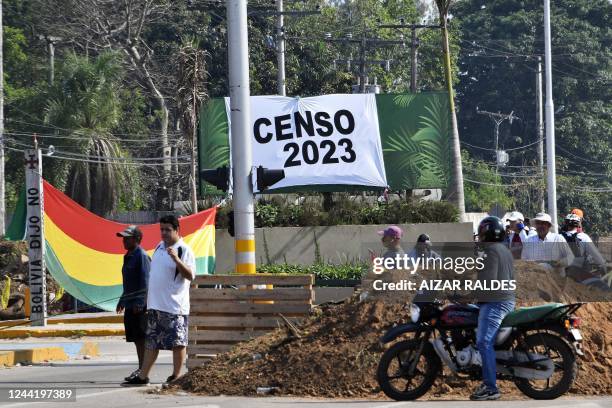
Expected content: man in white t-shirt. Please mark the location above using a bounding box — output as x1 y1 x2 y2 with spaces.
123 215 196 386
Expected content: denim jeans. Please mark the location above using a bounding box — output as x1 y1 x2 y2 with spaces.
476 301 515 392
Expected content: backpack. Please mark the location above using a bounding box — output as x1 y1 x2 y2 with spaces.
562 231 583 258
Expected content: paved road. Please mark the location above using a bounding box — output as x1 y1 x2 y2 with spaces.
0 338 609 408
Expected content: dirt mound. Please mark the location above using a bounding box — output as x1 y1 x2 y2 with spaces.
177 265 612 398
0 240 65 319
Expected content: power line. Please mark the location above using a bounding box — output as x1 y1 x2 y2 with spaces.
5 146 190 167
556 145 611 165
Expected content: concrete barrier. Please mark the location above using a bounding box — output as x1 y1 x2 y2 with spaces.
215 222 473 273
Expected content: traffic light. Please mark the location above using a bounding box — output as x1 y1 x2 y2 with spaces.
200 166 230 192
227 210 235 237
256 165 285 191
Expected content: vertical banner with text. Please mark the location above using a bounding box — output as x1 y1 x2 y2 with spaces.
25 149 47 326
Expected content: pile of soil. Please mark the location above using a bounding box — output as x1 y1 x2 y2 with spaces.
177 262 612 399
0 240 65 319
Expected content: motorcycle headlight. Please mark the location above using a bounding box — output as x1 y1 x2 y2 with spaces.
410 304 421 323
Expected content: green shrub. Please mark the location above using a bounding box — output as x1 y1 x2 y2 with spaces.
257 262 367 280
215 195 458 229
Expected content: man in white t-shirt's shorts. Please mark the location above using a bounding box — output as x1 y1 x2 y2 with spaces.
122 215 196 386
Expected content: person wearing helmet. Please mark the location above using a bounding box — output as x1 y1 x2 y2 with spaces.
562 213 608 289
561 208 584 233
470 216 515 401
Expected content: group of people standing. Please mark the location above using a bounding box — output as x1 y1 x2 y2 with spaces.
115 215 196 386
503 209 609 289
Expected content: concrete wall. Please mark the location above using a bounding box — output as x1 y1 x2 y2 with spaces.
215 222 473 273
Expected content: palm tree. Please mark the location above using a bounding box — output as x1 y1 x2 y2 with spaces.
44 52 135 215
176 38 208 214
435 0 466 220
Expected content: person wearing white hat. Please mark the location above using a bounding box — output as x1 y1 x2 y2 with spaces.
522 212 574 276
505 211 535 259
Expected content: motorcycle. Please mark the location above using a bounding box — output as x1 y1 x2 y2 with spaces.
377 301 584 400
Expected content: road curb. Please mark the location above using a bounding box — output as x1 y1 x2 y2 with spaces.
0 341 100 366
0 328 124 339
0 347 68 367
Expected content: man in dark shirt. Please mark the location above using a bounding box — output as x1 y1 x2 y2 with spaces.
116 225 150 382
471 216 515 401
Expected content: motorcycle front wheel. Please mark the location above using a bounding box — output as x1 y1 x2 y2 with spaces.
514 332 577 399
376 339 441 401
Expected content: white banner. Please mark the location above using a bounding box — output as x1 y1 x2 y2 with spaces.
225 94 387 191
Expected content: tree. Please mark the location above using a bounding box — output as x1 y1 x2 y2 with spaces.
33 0 175 206
454 0 611 231
176 38 208 214
435 0 465 218
44 52 136 215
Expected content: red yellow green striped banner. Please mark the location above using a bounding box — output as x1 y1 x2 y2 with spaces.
42 181 216 311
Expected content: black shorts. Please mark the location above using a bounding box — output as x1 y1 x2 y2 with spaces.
124 307 148 342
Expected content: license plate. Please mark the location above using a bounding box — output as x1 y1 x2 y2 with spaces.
570 329 582 341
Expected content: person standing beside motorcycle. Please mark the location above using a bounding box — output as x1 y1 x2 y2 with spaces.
471 216 516 401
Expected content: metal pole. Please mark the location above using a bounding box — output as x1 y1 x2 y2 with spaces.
543 0 558 230
276 0 286 96
25 149 47 326
359 37 367 93
0 1 4 236
410 27 418 93
47 40 55 85
227 0 256 274
536 56 545 212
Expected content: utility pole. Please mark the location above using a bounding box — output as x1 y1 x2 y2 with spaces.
411 28 418 92
476 109 518 173
536 56 545 212
543 0 558 230
38 35 62 85
359 36 367 93
249 5 320 97
318 33 405 93
276 0 285 96
0 1 4 236
379 23 441 93
227 0 256 274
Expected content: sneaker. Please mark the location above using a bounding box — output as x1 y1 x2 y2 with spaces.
165 374 177 384
470 384 501 401
121 376 150 387
124 369 141 382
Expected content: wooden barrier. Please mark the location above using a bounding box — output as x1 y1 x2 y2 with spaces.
187 274 314 369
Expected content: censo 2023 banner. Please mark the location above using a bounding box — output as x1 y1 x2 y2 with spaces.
198 93 452 194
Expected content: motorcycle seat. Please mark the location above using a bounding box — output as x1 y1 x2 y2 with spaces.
501 303 564 327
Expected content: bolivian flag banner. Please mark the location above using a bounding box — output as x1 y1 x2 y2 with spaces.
42 180 216 311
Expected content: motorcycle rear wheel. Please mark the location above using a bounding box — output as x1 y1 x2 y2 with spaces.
377 339 441 401
514 333 577 399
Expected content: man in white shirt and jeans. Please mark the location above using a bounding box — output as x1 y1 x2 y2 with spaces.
522 212 574 276
123 215 196 386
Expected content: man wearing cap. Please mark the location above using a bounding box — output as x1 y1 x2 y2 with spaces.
116 225 151 382
407 233 442 263
506 211 534 259
378 226 405 262
522 213 574 275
